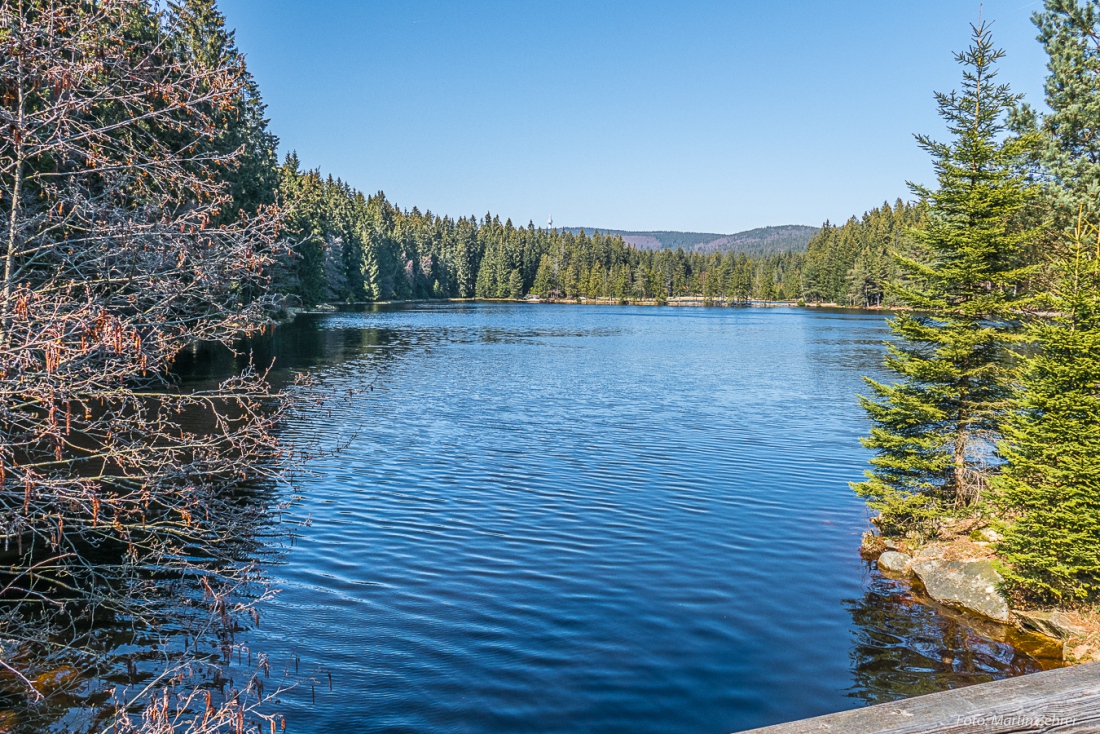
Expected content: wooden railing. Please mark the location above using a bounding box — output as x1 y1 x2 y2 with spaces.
735 664 1099 734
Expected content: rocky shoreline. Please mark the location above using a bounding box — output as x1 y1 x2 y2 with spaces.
863 534 1100 666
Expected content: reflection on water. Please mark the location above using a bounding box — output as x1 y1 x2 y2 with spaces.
845 574 1059 706
158 303 1057 734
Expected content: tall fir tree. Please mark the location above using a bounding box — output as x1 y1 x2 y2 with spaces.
854 23 1039 535
276 154 328 305
996 213 1100 602
507 269 525 299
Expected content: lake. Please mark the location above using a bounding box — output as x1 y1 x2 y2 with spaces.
187 303 1051 734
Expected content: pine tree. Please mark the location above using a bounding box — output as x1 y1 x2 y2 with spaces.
474 245 496 298
996 213 1100 602
854 23 1039 535
276 158 329 306
1018 0 1100 218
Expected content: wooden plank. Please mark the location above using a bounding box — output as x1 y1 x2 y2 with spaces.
735 664 1100 734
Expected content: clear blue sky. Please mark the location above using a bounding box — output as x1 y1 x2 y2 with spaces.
218 0 1050 233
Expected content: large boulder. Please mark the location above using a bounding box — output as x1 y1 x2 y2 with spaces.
911 559 1012 623
877 551 913 577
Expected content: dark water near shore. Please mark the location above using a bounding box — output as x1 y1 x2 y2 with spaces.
185 303 1054 733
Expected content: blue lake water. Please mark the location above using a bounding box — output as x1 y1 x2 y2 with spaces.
203 303 1051 733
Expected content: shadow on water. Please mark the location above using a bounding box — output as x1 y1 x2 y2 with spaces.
0 452 286 733
0 321 325 732
171 314 406 388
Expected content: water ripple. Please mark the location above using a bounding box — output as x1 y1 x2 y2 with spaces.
230 304 1047 734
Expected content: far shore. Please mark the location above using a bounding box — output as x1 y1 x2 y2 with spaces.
294 297 897 313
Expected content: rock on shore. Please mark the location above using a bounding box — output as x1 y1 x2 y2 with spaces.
910 559 1012 623
876 550 912 576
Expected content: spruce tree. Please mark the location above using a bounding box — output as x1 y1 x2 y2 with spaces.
996 214 1100 602
854 23 1039 535
507 269 525 299
474 246 496 298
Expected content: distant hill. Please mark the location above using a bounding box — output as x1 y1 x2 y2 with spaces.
565 225 818 257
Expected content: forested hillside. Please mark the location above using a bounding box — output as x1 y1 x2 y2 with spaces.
565 225 818 256
697 225 820 255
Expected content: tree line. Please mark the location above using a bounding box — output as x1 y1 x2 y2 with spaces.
801 200 927 308
271 170 934 310
274 157 808 307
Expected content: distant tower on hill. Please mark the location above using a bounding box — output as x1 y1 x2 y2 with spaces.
548 215 553 230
